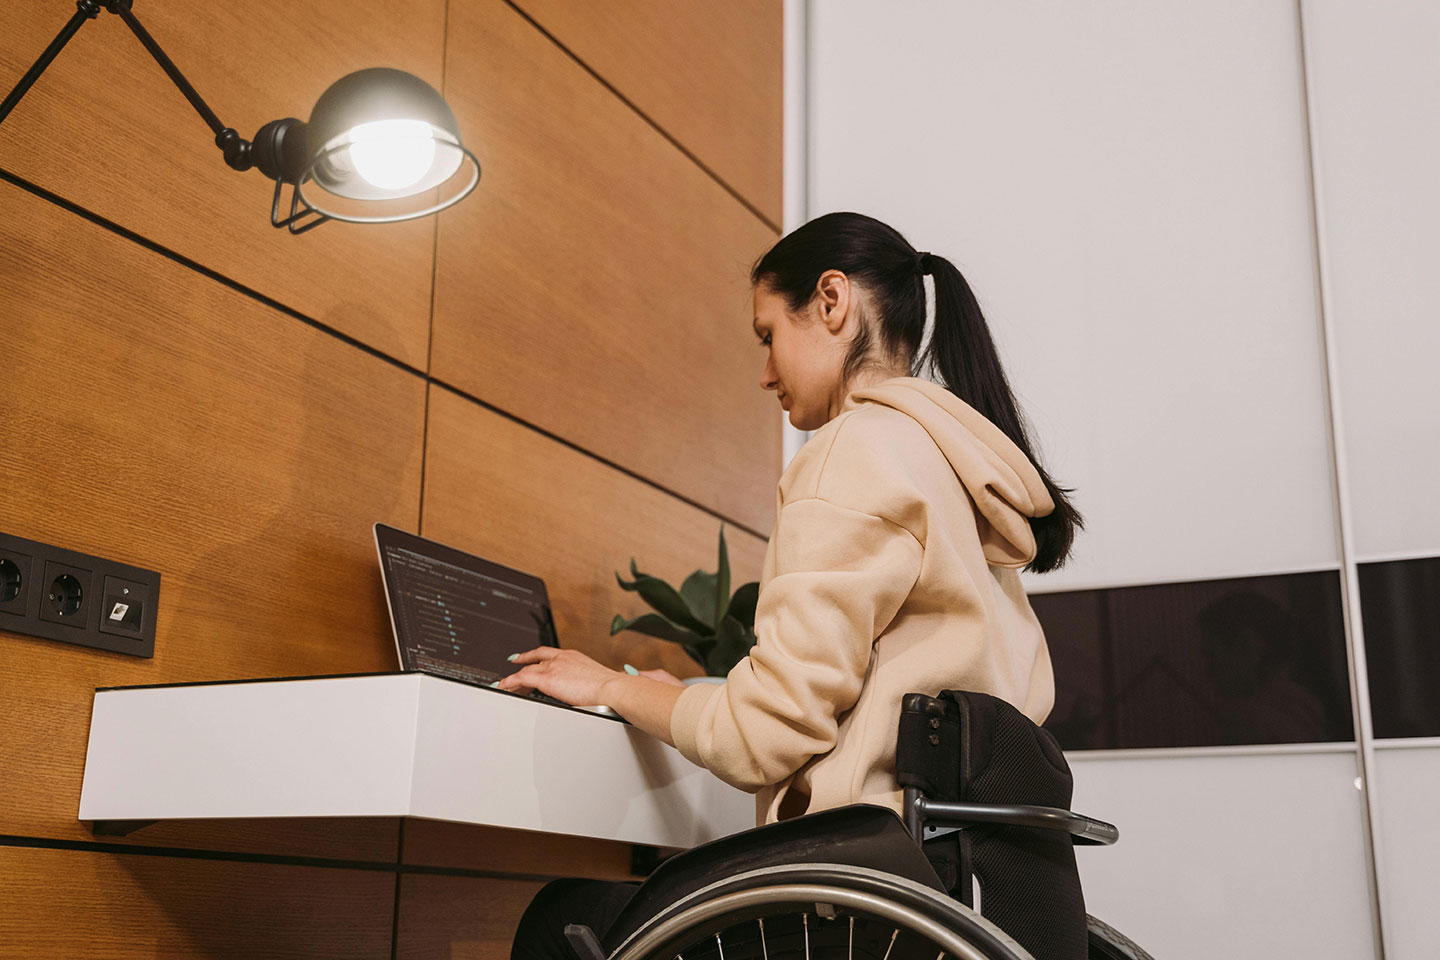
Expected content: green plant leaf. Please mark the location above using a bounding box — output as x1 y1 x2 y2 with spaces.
723 581 760 628
679 568 720 630
609 612 705 647
615 561 712 635
715 525 730 635
705 615 756 677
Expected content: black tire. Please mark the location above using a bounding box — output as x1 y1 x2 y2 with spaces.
608 863 1035 960
1086 915 1155 960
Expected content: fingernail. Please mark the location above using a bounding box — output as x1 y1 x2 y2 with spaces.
490 680 501 688
623 663 640 676
506 653 519 662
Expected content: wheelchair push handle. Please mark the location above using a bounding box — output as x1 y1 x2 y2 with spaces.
904 788 1120 846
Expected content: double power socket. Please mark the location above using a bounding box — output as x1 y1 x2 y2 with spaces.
0 531 160 658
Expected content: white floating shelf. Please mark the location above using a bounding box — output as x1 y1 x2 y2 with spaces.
78 672 753 849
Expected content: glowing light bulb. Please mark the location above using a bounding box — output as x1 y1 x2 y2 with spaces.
347 119 436 191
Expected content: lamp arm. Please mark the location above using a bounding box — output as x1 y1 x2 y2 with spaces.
0 0 255 170
0 1 101 126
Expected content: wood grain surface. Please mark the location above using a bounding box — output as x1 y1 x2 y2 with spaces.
403 819 637 881
0 179 425 853
1 0 784 933
0 845 394 959
511 0 784 225
396 873 549 960
421 384 769 680
0 0 444 368
432 0 782 536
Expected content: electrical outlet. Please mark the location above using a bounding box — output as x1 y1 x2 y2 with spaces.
0 549 33 618
39 560 93 628
0 531 159 658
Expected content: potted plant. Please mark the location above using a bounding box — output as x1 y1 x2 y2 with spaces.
610 526 759 679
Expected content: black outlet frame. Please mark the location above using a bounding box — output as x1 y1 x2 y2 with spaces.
0 531 159 658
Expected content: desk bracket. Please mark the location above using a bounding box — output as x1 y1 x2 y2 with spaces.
90 819 156 837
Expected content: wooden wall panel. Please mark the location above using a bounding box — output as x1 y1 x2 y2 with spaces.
432 0 781 536
396 873 547 960
0 0 444 368
0 846 394 959
403 820 636 881
0 180 425 852
422 385 768 680
512 0 783 225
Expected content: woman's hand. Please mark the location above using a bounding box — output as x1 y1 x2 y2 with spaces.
495 646 690 746
496 647 621 706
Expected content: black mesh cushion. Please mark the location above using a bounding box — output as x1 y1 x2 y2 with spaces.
900 690 1088 960
601 804 944 951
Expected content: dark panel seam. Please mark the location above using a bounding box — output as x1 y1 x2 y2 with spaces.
0 832 564 882
0 167 425 380
501 0 781 234
0 167 771 542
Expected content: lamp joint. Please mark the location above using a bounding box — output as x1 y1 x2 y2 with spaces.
215 127 253 172
74 0 103 19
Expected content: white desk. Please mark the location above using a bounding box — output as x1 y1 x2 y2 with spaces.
78 673 753 849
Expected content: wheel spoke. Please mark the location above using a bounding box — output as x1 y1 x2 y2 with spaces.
757 919 769 960
713 933 724 960
880 929 899 960
848 915 854 960
803 914 811 960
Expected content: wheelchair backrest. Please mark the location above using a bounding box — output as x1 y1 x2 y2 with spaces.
897 690 1088 960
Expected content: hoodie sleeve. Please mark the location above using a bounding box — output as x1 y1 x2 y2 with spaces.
669 490 924 792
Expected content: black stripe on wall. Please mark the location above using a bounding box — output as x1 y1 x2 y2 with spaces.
1359 555 1440 739
1032 570 1353 751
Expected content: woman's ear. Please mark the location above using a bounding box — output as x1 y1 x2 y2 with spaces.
815 270 850 333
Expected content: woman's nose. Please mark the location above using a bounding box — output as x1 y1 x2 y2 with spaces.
760 356 778 391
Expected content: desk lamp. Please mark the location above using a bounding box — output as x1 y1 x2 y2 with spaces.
0 0 480 233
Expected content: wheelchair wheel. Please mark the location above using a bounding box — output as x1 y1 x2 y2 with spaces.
607 863 1035 960
1085 916 1155 960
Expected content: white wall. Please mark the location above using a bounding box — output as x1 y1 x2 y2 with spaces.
1301 0 1440 564
797 0 1440 955
1300 2 1440 956
808 0 1339 595
1070 749 1372 959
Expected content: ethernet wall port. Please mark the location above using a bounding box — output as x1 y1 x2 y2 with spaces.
98 575 149 638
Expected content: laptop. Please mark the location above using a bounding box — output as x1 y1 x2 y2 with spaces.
373 522 619 720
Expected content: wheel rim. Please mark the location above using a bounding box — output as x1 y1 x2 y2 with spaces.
609 865 1033 960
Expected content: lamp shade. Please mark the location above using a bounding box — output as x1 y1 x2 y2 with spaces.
296 67 479 223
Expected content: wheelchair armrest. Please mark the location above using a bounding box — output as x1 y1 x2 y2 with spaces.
909 792 1120 846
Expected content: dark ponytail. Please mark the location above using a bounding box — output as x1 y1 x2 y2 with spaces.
751 212 1082 573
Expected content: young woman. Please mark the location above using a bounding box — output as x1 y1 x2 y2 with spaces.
502 212 1081 960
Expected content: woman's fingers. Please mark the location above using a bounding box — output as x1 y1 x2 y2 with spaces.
496 663 541 693
493 649 619 707
507 646 559 666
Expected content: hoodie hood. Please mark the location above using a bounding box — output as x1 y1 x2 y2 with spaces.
843 376 1056 567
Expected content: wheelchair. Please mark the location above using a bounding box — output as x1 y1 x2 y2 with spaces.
565 690 1154 960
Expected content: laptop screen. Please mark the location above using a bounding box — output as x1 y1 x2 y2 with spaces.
373 523 559 688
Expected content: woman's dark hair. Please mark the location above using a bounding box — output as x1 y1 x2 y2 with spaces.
750 211 1082 573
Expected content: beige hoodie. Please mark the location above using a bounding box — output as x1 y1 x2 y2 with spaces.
670 376 1058 825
